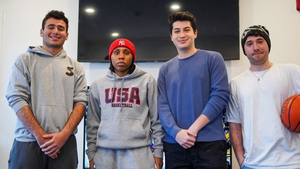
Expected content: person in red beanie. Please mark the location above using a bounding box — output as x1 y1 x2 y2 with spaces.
108 38 136 77
86 38 165 169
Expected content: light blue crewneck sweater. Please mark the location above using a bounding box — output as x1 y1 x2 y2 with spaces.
158 49 230 143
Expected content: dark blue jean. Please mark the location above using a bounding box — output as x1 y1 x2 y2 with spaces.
163 141 227 169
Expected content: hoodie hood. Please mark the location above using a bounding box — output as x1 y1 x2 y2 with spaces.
27 46 67 59
106 64 146 80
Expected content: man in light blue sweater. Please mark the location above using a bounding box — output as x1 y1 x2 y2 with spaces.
6 10 87 169
157 11 230 169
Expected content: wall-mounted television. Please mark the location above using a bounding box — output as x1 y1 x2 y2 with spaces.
78 0 239 62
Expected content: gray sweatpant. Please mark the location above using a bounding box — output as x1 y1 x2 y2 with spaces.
94 146 155 169
8 135 77 169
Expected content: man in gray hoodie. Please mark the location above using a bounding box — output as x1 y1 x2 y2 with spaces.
86 38 165 169
6 10 87 169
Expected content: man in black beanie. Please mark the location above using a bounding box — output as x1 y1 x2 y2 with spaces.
226 25 300 169
241 25 271 55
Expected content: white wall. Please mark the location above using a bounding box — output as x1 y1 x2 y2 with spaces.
0 0 299 169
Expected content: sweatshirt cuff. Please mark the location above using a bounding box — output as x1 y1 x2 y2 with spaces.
12 100 28 114
74 101 87 107
201 104 218 121
153 148 163 158
86 148 97 161
170 126 181 140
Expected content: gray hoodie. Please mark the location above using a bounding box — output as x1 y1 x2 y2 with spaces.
6 46 87 142
86 65 165 160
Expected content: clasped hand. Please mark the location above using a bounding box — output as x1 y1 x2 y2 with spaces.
37 132 69 159
175 129 197 149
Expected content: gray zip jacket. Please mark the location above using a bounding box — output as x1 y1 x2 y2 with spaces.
86 65 165 160
6 46 87 142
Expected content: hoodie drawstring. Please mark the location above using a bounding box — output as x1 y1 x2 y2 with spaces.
112 74 116 108
111 74 125 112
120 78 124 112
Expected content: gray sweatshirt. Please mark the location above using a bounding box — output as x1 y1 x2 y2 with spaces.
86 65 165 160
6 46 87 142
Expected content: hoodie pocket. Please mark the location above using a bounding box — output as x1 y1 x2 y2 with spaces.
36 105 69 133
97 118 148 149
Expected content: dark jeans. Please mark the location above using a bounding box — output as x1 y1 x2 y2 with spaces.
163 140 227 169
8 135 78 169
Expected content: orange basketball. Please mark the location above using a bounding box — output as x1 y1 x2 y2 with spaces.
281 94 300 133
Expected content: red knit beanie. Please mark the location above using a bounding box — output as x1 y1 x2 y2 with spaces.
108 38 136 62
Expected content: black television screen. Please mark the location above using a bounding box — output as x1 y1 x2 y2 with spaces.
78 0 239 62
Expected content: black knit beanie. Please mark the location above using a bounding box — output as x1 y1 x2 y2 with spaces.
241 25 271 55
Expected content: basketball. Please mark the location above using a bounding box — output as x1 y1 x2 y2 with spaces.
281 94 300 133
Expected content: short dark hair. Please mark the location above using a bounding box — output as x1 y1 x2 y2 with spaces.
168 11 197 34
42 10 69 32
